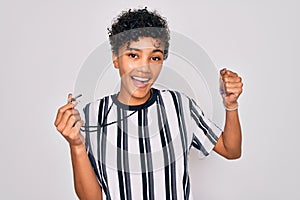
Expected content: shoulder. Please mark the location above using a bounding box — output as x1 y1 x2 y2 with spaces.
157 88 191 103
83 94 113 113
154 88 193 113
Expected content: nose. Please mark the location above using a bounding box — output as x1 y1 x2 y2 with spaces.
137 57 151 73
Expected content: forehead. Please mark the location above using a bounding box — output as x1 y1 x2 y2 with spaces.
120 37 165 51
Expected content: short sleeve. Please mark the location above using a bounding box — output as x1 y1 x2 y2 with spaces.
188 98 223 158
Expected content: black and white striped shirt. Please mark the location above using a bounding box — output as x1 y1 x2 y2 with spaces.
83 88 222 200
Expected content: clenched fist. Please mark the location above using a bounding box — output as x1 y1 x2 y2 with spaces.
220 69 243 110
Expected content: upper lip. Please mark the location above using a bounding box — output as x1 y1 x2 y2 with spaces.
131 76 151 82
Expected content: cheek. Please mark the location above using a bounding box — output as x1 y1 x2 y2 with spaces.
152 65 163 78
118 60 134 77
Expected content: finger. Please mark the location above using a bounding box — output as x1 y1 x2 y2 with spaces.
57 109 80 132
68 120 85 141
220 68 227 75
54 94 73 126
224 82 243 89
72 120 84 134
225 87 243 96
63 120 85 146
54 103 77 126
61 114 81 136
67 94 79 105
56 109 79 132
223 75 242 83
221 69 237 77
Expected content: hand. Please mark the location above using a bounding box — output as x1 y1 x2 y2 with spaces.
54 94 85 148
220 69 243 109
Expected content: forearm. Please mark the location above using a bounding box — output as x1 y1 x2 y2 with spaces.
214 68 243 159
70 145 102 200
222 109 242 158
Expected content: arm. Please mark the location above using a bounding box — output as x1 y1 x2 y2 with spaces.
213 69 243 159
70 144 102 200
54 94 102 200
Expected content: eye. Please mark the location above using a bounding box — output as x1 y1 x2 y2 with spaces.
128 53 137 59
151 56 162 61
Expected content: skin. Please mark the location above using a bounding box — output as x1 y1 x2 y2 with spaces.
113 37 164 105
54 36 243 199
54 98 102 200
213 69 243 159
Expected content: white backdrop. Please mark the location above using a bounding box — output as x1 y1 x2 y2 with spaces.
1 0 299 199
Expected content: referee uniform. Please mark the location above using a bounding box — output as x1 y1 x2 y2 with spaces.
83 88 222 200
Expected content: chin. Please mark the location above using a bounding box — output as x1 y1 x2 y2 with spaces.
132 87 151 97
130 85 152 98
120 79 153 104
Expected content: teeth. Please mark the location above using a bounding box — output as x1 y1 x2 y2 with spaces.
132 76 150 82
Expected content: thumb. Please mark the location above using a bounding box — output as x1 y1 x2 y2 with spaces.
220 68 227 76
67 93 73 103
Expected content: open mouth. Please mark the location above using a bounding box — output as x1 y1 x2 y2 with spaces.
131 76 151 87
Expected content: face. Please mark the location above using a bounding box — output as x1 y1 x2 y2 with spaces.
113 37 164 105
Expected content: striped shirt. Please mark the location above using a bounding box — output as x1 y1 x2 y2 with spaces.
83 88 222 200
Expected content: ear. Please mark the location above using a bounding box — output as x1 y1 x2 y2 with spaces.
112 52 119 69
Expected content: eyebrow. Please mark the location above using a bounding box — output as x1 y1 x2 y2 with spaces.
127 47 163 54
152 49 164 54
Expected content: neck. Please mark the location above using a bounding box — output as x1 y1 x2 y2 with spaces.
117 88 152 106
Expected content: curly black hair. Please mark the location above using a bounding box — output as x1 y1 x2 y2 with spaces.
108 7 170 60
